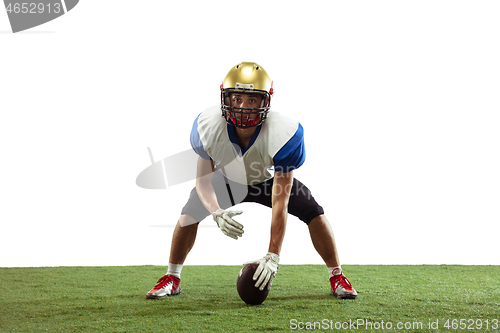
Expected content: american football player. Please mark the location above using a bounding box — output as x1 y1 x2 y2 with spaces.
146 62 357 300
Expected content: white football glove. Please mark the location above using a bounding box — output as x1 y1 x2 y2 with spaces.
212 209 244 240
244 252 280 291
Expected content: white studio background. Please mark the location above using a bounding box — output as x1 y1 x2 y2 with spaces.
1 1 499 267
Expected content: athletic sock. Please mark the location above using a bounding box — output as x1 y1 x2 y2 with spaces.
166 263 183 278
328 266 342 277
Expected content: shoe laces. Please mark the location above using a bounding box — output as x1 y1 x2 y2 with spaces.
331 273 354 292
154 275 178 288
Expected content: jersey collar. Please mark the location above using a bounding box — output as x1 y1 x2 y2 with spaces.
227 124 262 156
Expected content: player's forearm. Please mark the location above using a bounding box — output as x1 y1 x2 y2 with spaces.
269 171 293 255
268 207 288 255
196 181 220 214
195 157 219 213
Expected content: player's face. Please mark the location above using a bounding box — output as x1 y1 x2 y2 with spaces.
230 93 262 122
230 93 262 109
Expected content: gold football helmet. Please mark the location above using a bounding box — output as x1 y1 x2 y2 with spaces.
221 62 274 127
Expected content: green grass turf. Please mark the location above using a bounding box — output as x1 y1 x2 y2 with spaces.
0 265 499 332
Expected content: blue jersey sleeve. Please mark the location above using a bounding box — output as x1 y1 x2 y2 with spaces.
273 123 305 173
190 113 211 160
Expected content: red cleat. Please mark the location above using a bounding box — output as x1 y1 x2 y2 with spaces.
330 272 358 299
146 275 182 299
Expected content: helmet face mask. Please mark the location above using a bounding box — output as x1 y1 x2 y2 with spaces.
220 63 273 128
221 89 271 128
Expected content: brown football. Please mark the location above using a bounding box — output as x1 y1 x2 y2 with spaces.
236 263 269 305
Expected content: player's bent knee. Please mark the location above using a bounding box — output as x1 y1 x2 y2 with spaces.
307 214 327 226
179 214 198 228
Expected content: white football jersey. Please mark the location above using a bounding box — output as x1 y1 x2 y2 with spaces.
190 106 305 185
